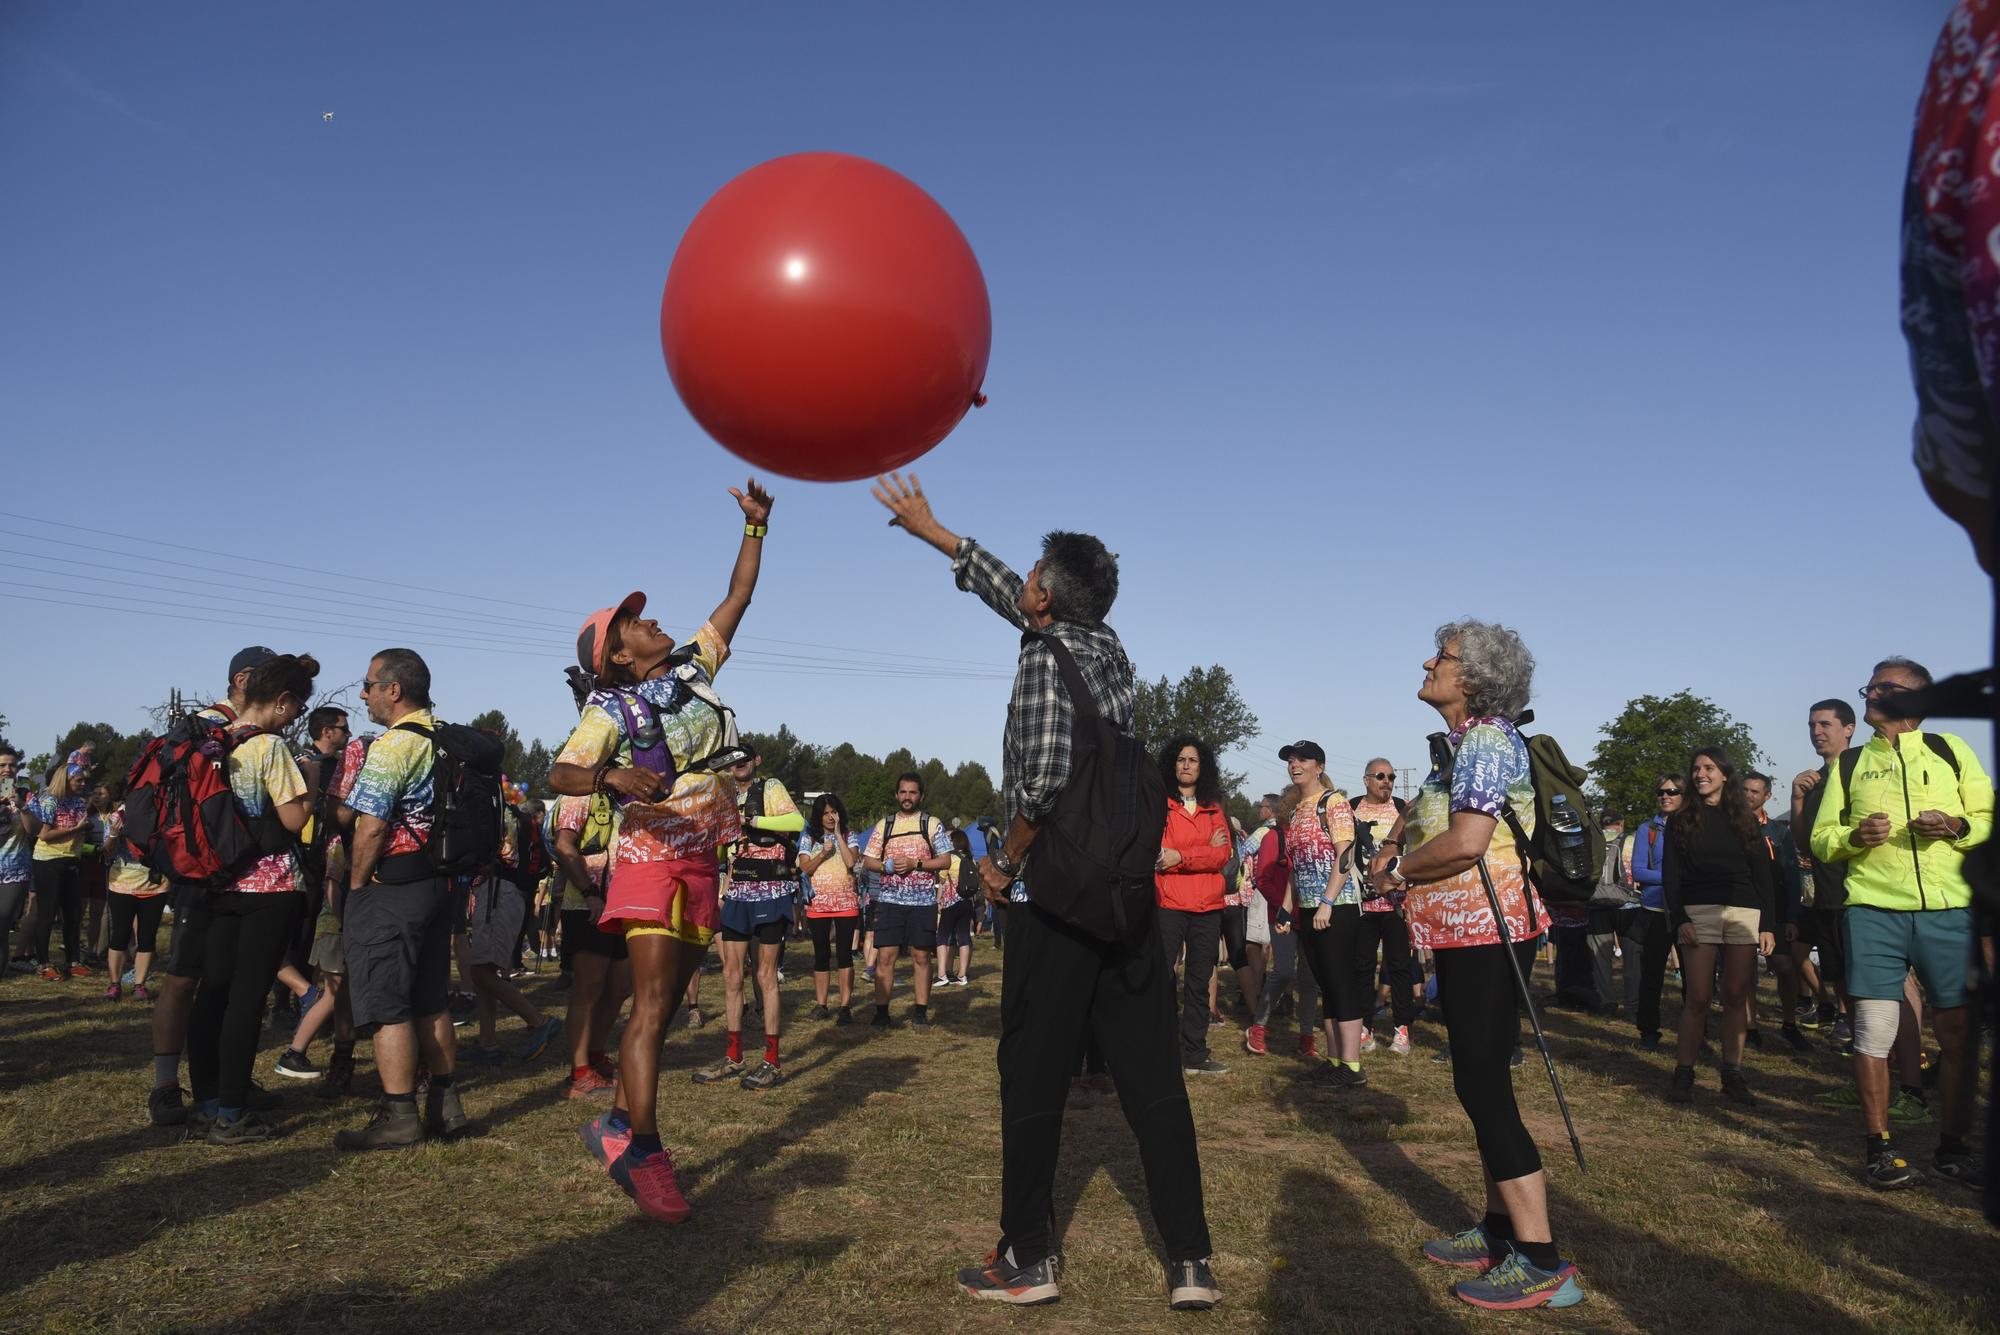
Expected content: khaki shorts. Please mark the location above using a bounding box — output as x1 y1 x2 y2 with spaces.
1684 903 1760 946
309 930 345 976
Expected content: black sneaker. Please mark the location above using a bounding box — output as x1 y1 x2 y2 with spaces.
207 1109 276 1146
1718 1064 1756 1107
425 1084 469 1139
871 1007 891 1029
809 1004 831 1021
149 1083 190 1127
1183 1057 1229 1076
274 1049 321 1080
1167 1258 1221 1311
1866 1139 1917 1190
1430 1046 1453 1066
324 1050 355 1097
335 1103 425 1152
910 1009 934 1031
739 1060 786 1091
1316 1063 1367 1089
835 1006 854 1026
1636 1031 1661 1053
1779 1026 1812 1053
1933 1146 1984 1189
1666 1065 1695 1104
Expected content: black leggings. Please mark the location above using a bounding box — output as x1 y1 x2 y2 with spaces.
809 914 859 972
107 891 168 956
1435 937 1543 1183
1356 908 1416 1027
31 858 83 967
1299 902 1369 1022
187 891 304 1110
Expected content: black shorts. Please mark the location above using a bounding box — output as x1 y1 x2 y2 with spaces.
561 907 628 961
345 877 457 1032
1220 904 1248 970
165 882 209 978
873 901 937 951
936 899 973 948
1799 905 1846 983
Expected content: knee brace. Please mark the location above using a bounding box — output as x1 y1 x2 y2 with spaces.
1851 997 1901 1059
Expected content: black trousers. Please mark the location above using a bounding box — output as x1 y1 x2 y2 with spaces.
187 891 304 1110
1356 908 1416 1027
1633 909 1674 1037
31 858 83 967
107 891 168 956
1156 906 1222 1064
808 913 859 971
1435 937 1544 1184
999 902 1211 1267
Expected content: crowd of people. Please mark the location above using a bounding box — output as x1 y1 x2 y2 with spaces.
0 472 1992 1316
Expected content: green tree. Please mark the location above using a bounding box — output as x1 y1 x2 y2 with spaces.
1130 664 1260 796
52 722 153 791
468 709 553 798
1589 691 1766 826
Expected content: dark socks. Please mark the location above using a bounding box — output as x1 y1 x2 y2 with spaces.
1481 1212 1513 1259
1516 1239 1561 1272
627 1131 662 1158
607 1106 631 1133
430 1072 454 1091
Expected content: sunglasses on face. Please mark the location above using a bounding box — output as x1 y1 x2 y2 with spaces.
1368 773 1393 781
1657 787 1681 796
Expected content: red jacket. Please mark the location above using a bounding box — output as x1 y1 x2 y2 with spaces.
1155 798 1231 912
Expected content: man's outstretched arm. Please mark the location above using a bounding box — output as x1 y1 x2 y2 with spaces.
873 471 1029 628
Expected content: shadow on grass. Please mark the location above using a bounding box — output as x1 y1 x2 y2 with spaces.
173 1054 918 1334
1263 1165 1469 1335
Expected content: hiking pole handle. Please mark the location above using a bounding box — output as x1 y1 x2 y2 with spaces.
1475 856 1586 1174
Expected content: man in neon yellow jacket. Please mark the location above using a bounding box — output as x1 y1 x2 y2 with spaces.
1810 656 1992 1191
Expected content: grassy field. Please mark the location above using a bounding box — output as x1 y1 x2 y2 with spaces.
1 945 1993 1335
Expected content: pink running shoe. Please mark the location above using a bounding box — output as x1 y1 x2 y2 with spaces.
609 1147 692 1224
578 1114 631 1167
133 984 153 1003
104 983 123 1002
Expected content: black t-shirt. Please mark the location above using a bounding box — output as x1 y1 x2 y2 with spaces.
1796 762 1848 911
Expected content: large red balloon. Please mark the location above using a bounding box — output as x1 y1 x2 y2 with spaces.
660 153 992 482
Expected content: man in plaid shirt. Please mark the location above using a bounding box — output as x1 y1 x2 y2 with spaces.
873 473 1219 1315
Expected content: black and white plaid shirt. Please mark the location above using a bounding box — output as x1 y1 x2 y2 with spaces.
952 538 1136 828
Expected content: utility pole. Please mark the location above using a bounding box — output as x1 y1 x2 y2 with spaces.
1396 767 1419 802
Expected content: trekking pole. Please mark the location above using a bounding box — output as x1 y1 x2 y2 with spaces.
1474 855 1586 1173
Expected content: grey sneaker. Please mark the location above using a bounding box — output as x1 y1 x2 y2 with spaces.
692 1056 745 1085
1183 1057 1229 1076
1167 1258 1220 1311
739 1060 786 1091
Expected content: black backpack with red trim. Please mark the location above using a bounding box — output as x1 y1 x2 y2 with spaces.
121 712 290 887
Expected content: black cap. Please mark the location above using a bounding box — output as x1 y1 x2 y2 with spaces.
229 645 277 679
1278 740 1326 764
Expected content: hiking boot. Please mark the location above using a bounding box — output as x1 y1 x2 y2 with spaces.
1718 1065 1756 1108
335 1102 425 1151
739 1060 786 1091
1780 1026 1812 1053
1933 1146 1984 1189
910 1009 935 1031
1666 1065 1696 1104
1389 1026 1411 1056
809 1003 831 1021
958 1247 1060 1306
692 1056 745 1085
425 1084 469 1139
1422 1225 1503 1273
1183 1056 1229 1076
1452 1250 1584 1310
148 1084 189 1127
835 1006 854 1026
1889 1088 1932 1125
206 1110 276 1146
1242 1024 1268 1056
610 1146 693 1223
1865 1139 1917 1190
1167 1259 1220 1311
1637 1031 1662 1052
871 1006 891 1029
274 1049 321 1080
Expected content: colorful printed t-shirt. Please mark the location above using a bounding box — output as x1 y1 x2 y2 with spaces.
1286 789 1356 908
27 792 90 861
864 813 952 907
105 808 167 896
801 831 864 918
1402 717 1546 951
552 793 614 911
346 708 438 858
728 777 802 902
0 781 32 883
225 730 307 895
1351 797 1405 913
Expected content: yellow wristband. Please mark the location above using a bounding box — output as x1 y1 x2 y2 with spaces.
744 523 767 539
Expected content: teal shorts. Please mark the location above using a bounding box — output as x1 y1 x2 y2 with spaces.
1842 905 1973 1008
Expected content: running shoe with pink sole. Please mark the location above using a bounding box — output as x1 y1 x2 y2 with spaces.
609 1147 692 1223
578 1114 631 1167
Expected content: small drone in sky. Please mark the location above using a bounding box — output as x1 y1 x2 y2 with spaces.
322 111 334 122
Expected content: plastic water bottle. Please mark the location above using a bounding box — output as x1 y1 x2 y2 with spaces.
1548 793 1589 881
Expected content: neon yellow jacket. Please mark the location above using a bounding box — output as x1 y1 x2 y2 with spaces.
1808 730 1993 912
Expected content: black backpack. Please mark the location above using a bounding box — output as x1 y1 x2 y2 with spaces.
1020 631 1165 946
376 720 505 884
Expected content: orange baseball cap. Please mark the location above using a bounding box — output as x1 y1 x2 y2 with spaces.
576 591 647 677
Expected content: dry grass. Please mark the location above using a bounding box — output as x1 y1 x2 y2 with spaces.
0 947 1993 1335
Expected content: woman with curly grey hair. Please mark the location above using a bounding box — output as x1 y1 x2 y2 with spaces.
1367 621 1582 1310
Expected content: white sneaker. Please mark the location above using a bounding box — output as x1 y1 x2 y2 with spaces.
1359 1029 1377 1055
1390 1026 1411 1056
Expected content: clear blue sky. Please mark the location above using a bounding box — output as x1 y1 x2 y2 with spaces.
2 1 1987 805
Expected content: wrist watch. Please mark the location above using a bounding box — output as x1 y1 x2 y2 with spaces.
990 848 1020 876
1381 855 1406 888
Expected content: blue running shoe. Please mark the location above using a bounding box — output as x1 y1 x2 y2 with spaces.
516 1015 562 1063
1422 1225 1502 1272
1453 1250 1584 1310
957 1247 1059 1306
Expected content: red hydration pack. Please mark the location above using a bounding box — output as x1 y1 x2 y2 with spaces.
121 711 286 887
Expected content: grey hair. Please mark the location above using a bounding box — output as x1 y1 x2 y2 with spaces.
1037 531 1119 625
1871 656 1933 689
371 647 433 708
1435 620 1534 720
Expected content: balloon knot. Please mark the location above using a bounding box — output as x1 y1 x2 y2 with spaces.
972 392 988 408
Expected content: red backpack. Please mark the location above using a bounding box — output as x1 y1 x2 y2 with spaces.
122 712 289 887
